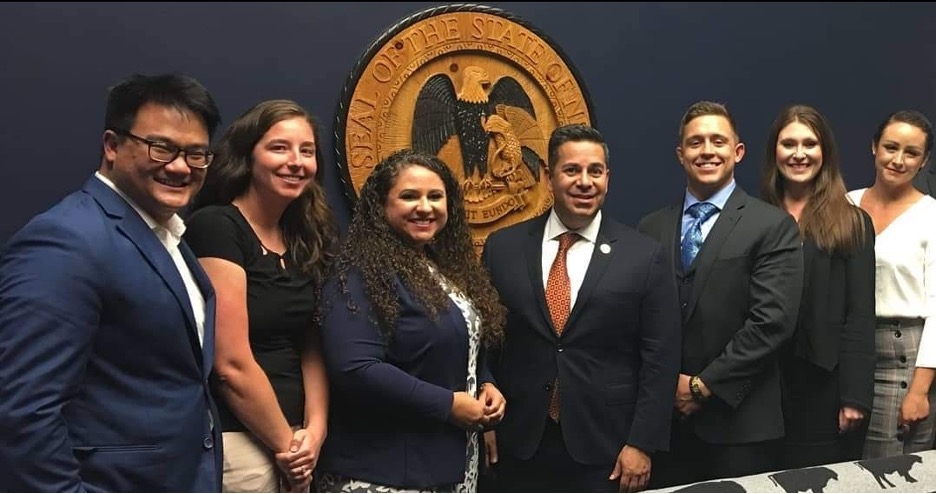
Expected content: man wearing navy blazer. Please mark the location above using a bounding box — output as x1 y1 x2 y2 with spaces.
638 101 804 487
0 74 223 492
482 124 681 492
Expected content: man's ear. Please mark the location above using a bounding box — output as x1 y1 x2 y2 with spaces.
734 142 746 163
102 130 120 163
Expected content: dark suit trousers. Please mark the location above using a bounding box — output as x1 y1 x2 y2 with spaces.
649 418 781 489
489 420 617 493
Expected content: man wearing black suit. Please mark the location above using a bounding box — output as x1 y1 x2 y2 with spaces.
481 124 681 492
637 101 804 487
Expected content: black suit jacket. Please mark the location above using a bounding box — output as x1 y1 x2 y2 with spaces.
791 210 875 412
637 187 803 444
914 164 936 197
482 213 681 465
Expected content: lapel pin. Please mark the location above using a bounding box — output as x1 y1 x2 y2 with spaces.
599 243 611 254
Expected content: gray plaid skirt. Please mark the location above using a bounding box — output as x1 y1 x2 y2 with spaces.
863 317 936 459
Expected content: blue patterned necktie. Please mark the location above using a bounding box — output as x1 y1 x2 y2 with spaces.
680 202 719 270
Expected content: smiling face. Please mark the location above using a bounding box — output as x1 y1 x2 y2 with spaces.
873 121 929 188
101 102 209 223
776 120 824 186
384 164 448 248
677 114 745 200
548 140 609 230
250 116 317 203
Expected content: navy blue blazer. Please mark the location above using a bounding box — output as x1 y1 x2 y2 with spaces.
0 177 221 492
318 267 492 489
482 213 681 464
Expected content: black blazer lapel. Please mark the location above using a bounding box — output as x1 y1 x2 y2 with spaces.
565 220 615 334
685 188 746 320
662 205 682 277
524 216 555 338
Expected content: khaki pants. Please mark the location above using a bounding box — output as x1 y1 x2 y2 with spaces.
221 431 283 493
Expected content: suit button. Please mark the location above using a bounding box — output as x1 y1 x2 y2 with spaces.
557 346 563 353
901 381 908 389
895 330 902 338
203 436 214 449
545 383 552 391
681 302 688 309
900 355 908 364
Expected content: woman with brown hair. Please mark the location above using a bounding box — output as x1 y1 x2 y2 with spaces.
760 104 875 468
848 110 936 458
185 100 338 491
316 149 506 492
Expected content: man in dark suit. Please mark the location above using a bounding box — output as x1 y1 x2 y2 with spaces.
638 101 804 487
0 74 225 491
482 124 681 492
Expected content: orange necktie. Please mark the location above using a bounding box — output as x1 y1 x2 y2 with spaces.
546 231 580 421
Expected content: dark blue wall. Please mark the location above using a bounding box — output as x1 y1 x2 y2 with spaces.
3 2 936 243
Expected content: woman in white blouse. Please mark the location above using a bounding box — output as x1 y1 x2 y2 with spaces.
848 110 936 458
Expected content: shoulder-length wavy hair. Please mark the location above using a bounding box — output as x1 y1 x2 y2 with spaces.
191 99 337 283
760 104 866 253
335 149 505 347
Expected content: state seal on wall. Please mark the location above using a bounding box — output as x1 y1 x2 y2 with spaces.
335 3 596 251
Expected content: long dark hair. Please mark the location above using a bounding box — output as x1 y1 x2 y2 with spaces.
761 104 866 253
192 99 337 283
335 149 505 347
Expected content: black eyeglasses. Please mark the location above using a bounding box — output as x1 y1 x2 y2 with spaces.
111 129 214 169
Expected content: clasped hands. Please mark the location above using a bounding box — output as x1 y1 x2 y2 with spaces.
274 428 323 492
451 383 506 432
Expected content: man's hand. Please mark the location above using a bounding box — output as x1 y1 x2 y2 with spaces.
838 406 865 433
484 430 498 468
479 383 506 426
675 373 701 417
609 445 650 492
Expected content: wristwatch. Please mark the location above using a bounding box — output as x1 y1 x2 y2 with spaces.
689 375 705 402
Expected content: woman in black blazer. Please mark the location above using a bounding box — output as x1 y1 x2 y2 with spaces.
316 150 507 492
760 105 876 468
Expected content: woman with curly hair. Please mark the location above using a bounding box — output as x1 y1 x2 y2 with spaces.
316 149 506 492
184 100 338 491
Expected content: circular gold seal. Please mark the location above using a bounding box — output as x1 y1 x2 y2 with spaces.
335 4 595 251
